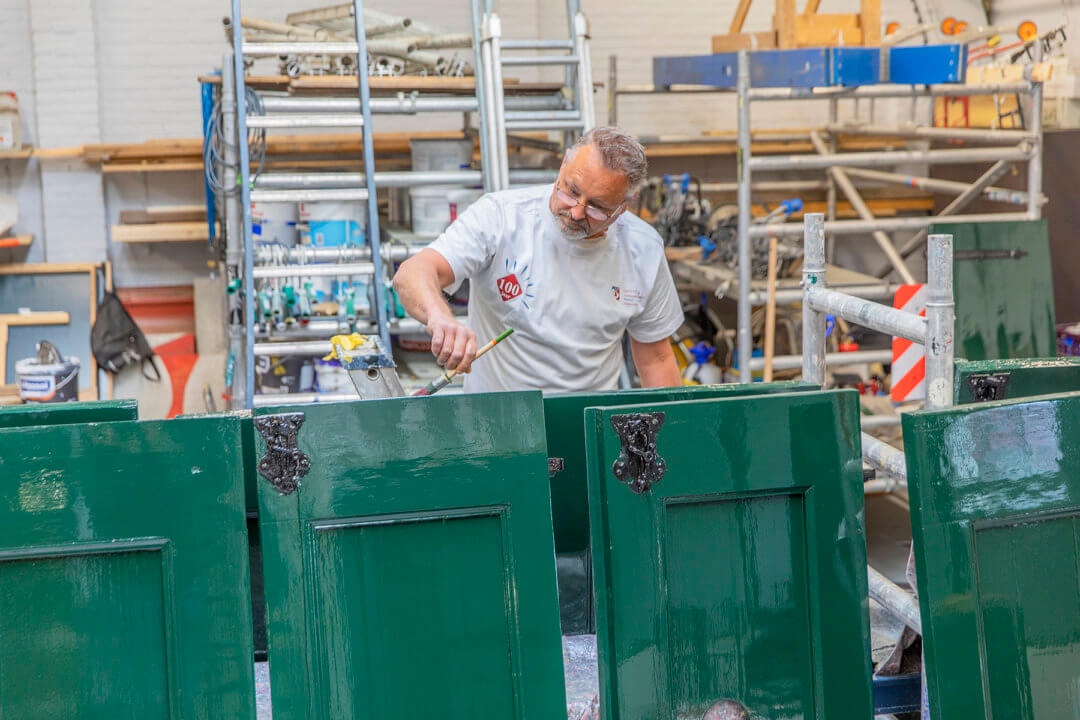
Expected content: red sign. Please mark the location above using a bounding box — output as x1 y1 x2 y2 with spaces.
497 274 522 301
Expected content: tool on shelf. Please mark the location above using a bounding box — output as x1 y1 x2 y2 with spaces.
412 327 513 396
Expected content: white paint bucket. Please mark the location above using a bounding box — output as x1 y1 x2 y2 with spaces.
251 201 299 247
16 355 80 403
299 201 366 247
448 188 484 222
313 357 351 393
410 186 455 235
409 138 473 172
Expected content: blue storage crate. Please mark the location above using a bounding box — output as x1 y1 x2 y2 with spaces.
889 44 967 84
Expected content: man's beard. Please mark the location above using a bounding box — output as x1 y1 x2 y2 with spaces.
552 208 592 241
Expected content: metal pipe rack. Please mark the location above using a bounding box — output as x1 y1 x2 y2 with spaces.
801 211 955 650
220 0 591 408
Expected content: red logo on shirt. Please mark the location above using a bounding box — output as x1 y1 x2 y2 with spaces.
497 274 522 301
611 286 621 301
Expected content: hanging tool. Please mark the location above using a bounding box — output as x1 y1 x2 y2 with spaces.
412 328 514 397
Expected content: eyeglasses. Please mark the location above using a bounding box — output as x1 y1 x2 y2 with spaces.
555 181 624 222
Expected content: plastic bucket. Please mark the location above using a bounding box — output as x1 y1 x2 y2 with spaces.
448 188 484 222
16 355 80 403
314 357 351 393
299 201 366 247
409 138 473 172
410 186 455 235
251 202 299 247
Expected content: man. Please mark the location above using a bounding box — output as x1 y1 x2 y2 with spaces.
393 126 684 393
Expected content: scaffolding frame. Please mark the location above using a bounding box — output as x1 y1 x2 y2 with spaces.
221 0 593 408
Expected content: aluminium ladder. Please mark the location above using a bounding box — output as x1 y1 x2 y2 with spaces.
472 0 596 191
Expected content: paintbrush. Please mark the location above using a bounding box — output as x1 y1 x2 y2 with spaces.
412 328 514 396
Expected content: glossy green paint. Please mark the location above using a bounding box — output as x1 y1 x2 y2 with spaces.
904 391 1080 720
255 392 566 720
586 390 871 720
935 220 1056 360
544 382 815 554
0 399 137 427
0 416 255 719
954 357 1080 404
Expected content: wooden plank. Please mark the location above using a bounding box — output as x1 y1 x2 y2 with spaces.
795 13 862 46
775 0 798 49
729 0 755 33
711 31 778 53
860 0 881 45
0 312 70 326
0 147 33 159
110 222 214 243
804 0 822 13
101 161 205 174
118 208 206 225
0 262 99 276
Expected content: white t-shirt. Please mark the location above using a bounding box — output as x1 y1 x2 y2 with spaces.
428 184 684 393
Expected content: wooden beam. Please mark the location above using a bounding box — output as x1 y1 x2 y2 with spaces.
795 13 862 46
0 262 100 275
111 222 215 243
0 312 70 326
730 0 755 33
804 0 822 13
712 31 778 53
119 207 207 225
775 0 798 49
859 0 881 45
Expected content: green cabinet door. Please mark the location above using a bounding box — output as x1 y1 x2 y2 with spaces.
586 390 871 720
954 357 1080 403
0 399 137 428
904 391 1080 720
545 381 815 554
255 392 566 720
0 416 254 719
936 219 1056 360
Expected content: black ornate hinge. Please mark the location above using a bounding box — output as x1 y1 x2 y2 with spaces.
967 372 1011 402
611 412 666 494
253 413 310 495
548 457 565 478
702 700 750 720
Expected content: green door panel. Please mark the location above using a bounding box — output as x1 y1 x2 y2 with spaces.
255 392 566 720
904 391 1080 720
0 416 254 719
544 381 815 553
586 390 871 720
954 357 1080 403
0 399 137 428
935 220 1056 361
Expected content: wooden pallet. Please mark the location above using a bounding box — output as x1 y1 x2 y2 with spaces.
712 0 880 51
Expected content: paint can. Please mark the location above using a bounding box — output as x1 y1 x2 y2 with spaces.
15 343 80 403
408 137 473 172
313 357 351 394
251 201 299 247
299 201 366 248
409 185 455 235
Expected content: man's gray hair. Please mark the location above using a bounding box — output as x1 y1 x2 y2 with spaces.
570 126 648 199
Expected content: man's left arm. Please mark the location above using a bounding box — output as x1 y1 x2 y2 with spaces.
626 255 685 387
630 336 682 387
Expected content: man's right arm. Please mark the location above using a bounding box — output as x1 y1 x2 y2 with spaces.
392 248 477 373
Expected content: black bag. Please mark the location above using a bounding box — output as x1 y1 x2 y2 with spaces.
91 291 161 380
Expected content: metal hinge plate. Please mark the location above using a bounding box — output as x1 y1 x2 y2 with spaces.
967 372 1011 402
253 412 311 495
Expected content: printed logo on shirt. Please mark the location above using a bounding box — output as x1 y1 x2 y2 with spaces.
498 259 535 308
612 285 644 306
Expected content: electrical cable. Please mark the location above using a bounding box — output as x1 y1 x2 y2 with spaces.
204 85 267 195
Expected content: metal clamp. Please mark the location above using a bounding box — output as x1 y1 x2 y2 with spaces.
253 413 310 495
611 412 666 494
967 372 1011 402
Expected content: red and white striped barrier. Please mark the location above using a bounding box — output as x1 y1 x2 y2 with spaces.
891 284 927 402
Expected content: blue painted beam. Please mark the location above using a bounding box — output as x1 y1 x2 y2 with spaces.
889 44 967 84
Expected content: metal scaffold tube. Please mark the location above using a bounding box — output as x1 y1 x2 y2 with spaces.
1029 41 1045 220
800 213 826 386
253 169 554 190
749 212 1033 238
868 566 921 634
745 283 898 305
749 82 1033 101
924 234 955 409
861 432 907 480
842 167 1035 207
748 348 891 372
749 144 1032 172
258 94 566 114
736 50 752 383
826 122 1036 144
807 287 927 344
573 11 595 131
252 263 375 279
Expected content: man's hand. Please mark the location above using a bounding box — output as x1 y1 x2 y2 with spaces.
428 314 477 374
